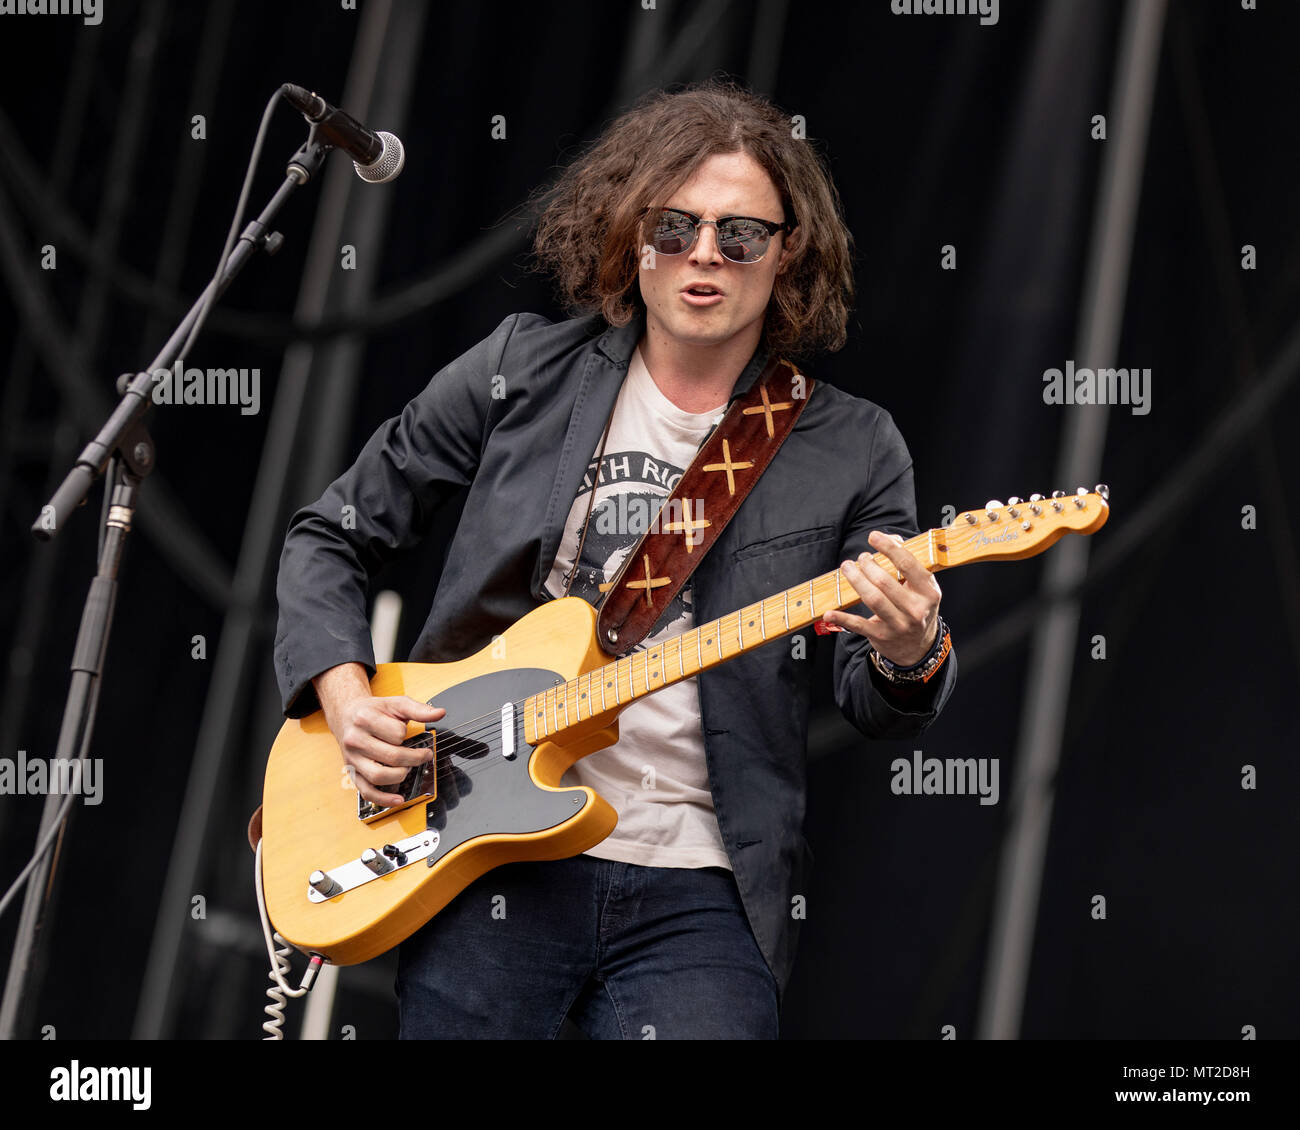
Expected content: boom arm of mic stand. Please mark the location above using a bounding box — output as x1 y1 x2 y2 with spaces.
32 130 332 541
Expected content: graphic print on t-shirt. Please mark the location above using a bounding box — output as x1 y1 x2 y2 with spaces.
550 449 692 640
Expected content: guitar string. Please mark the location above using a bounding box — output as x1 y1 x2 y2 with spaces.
382 541 928 765
368 589 857 786
395 592 838 760
375 608 750 768
333 510 1089 812
398 538 944 778
354 514 1078 787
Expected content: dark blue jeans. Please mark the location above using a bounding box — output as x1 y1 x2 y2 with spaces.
395 855 779 1039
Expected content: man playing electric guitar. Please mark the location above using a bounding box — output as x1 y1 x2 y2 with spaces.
273 79 956 1039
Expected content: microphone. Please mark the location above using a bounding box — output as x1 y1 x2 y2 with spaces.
280 83 405 184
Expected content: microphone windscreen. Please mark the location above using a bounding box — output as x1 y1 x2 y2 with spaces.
355 132 405 184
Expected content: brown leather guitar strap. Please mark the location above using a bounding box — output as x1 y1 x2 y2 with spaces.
596 354 814 657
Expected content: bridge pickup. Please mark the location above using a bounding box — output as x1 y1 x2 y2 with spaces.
356 726 438 824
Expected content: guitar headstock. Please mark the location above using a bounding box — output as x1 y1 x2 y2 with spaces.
943 485 1110 566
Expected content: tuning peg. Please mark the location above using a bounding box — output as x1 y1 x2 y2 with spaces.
1051 490 1065 498
1008 496 1022 506
1029 493 1043 502
985 500 1002 520
1095 483 1109 500
964 512 977 524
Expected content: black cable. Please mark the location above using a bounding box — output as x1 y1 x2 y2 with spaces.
0 699 98 924
174 88 282 366
0 102 535 347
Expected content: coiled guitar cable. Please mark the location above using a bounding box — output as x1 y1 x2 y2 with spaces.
254 838 323 1039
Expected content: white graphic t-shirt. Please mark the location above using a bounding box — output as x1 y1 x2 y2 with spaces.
543 347 733 870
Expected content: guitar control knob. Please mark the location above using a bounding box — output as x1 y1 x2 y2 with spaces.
362 847 394 875
309 870 342 897
382 843 408 867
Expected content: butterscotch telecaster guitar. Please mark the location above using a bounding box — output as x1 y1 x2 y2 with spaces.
260 487 1109 964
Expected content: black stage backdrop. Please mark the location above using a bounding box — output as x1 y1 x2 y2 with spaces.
0 0 1295 1041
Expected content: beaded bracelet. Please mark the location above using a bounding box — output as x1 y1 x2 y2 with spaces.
870 617 953 685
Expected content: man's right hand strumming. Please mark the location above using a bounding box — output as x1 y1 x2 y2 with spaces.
312 662 444 808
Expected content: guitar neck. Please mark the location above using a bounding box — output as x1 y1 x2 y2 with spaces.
523 487 1110 745
525 528 945 744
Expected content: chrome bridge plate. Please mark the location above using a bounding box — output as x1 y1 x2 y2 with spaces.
356 752 437 824
306 829 441 902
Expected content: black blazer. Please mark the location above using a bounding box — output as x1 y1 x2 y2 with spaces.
273 309 956 997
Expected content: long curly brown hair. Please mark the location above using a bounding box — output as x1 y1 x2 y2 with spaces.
532 79 854 359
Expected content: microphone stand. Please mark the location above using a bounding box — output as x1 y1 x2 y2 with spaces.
0 123 334 1040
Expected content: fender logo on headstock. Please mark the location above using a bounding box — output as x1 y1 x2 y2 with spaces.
974 529 1020 546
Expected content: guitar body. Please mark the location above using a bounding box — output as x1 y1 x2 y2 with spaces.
261 597 621 966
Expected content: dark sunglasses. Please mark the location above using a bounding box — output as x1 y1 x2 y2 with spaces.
641 206 794 264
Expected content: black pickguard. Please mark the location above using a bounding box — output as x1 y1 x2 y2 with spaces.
403 667 586 864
